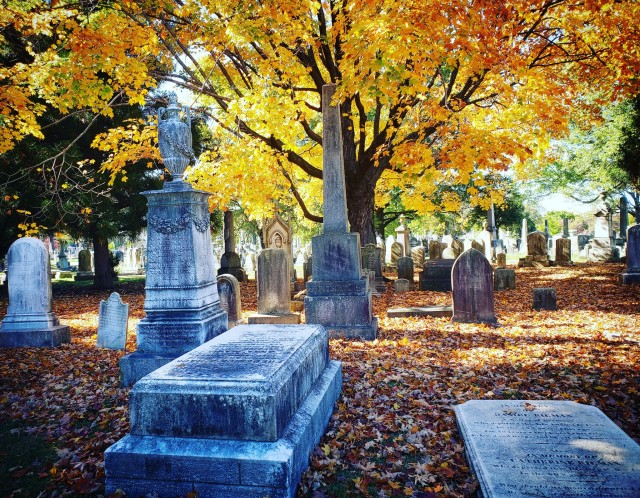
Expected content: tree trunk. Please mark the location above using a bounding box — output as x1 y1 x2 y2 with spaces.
346 179 376 245
92 235 114 289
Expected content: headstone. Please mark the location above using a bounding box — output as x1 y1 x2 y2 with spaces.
97 292 129 350
304 84 377 340
428 240 443 260
555 238 572 265
120 94 228 386
452 249 497 324
620 196 629 241
390 241 403 267
562 217 570 238
420 259 455 292
75 249 94 281
471 240 484 253
0 238 70 347
620 224 640 284
387 306 452 318
217 274 242 325
533 287 557 310
303 256 312 283
395 215 411 257
57 242 70 270
451 239 464 258
105 324 342 498
495 253 506 268
394 278 411 293
263 212 295 282
411 245 425 268
518 231 550 267
218 210 247 281
520 218 528 254
494 268 516 291
454 400 640 498
397 256 414 281
591 195 613 261
361 243 386 294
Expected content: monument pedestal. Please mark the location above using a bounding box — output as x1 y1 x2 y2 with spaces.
620 271 640 284
106 325 342 497
0 325 70 348
304 233 377 340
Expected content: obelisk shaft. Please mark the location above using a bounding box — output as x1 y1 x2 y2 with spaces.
322 84 349 234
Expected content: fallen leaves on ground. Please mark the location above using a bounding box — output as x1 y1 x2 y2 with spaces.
0 263 638 497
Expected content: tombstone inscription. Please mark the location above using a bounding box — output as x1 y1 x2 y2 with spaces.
97 292 129 350
454 400 640 498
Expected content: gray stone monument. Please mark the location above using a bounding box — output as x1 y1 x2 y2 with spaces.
304 84 377 340
495 253 506 268
452 248 497 324
57 242 70 270
420 259 455 292
395 215 411 257
120 94 228 386
387 306 452 318
562 217 570 238
263 212 295 283
494 268 516 291
0 238 70 347
249 248 300 324
394 278 411 293
428 240 443 260
105 324 342 497
518 231 550 267
390 241 403 267
454 400 640 498
97 292 129 350
411 245 425 269
471 240 484 253
218 210 247 281
361 243 386 294
217 274 242 325
533 287 557 310
74 249 94 281
555 237 572 265
590 194 613 261
303 256 312 283
397 256 414 281
620 224 640 284
520 218 528 254
451 239 464 258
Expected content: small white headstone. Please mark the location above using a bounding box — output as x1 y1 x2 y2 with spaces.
97 292 129 349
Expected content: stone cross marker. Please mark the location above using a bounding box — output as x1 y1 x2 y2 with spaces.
217 274 242 324
97 292 129 350
0 238 70 348
454 400 640 498
452 248 496 324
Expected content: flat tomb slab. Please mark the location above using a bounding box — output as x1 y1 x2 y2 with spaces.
247 313 301 325
130 324 328 442
387 306 452 318
454 400 640 498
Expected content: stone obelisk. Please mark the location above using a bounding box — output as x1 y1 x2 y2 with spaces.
304 84 377 339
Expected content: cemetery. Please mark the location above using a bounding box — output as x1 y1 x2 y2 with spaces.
2 2 640 497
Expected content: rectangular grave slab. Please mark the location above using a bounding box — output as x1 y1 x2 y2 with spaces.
129 324 329 442
454 400 640 498
387 306 452 318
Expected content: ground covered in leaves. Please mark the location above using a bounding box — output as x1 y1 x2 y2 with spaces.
0 263 639 497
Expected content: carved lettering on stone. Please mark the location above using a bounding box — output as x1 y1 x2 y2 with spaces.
97 292 129 350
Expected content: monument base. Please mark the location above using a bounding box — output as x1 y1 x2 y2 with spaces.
620 272 640 285
74 272 95 281
387 306 452 318
120 352 182 387
247 313 301 325
0 325 70 348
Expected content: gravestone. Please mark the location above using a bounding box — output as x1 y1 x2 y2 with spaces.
590 196 613 261
411 245 425 268
451 239 464 258
495 253 506 268
0 238 70 347
394 278 411 293
304 85 377 340
454 400 640 498
428 240 443 260
75 249 94 281
390 241 403 267
471 240 484 253
105 324 342 497
555 238 572 265
397 256 414 281
562 217 570 238
120 94 228 386
263 212 295 282
249 249 300 324
58 243 70 270
533 287 557 310
217 274 242 325
97 292 129 350
420 259 455 292
494 269 516 291
620 225 640 284
218 210 247 281
361 243 386 294
481 229 493 261
452 248 496 324
395 215 411 257
303 256 312 283
518 231 550 267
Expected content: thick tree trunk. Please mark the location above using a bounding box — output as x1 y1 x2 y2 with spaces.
346 179 376 245
92 235 114 289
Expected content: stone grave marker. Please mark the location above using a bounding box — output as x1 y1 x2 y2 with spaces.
361 243 386 294
75 249 94 281
395 215 411 256
0 238 70 348
97 292 129 350
495 253 506 268
555 238 572 265
217 274 242 325
105 324 342 497
620 224 640 284
397 256 414 281
451 239 464 258
429 240 443 260
494 269 516 291
471 240 484 253
533 287 557 310
452 248 496 324
303 256 312 283
218 210 247 281
394 278 411 293
387 306 452 318
390 241 403 267
420 259 455 292
411 245 425 269
454 400 640 498
518 231 550 267
263 212 295 282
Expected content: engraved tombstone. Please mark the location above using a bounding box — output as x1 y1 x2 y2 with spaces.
528 231 547 256
395 215 411 257
452 248 496 324
620 224 640 284
451 239 464 258
97 292 129 350
411 245 425 268
533 287 557 310
471 240 484 253
218 210 247 281
397 256 414 282
394 278 411 293
0 238 70 347
555 238 572 265
217 274 242 325
494 269 516 291
429 240 443 260
495 252 506 268
390 241 403 267
263 212 294 282
420 259 455 292
75 249 94 281
590 194 613 261
361 243 386 294
620 196 629 241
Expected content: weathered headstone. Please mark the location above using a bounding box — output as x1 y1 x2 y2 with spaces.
218 210 247 281
0 238 70 347
428 240 443 260
495 253 506 268
555 238 572 265
493 268 515 291
420 259 455 292
97 292 129 350
454 400 640 498
397 256 414 281
620 196 629 241
591 195 613 261
303 256 312 283
304 84 377 340
361 243 386 294
120 94 228 386
411 245 425 268
58 242 70 270
390 241 403 267
217 274 242 325
471 240 484 253
518 231 550 267
562 217 570 238
263 212 295 282
105 324 342 497
533 287 557 310
452 248 496 324
451 239 464 258
75 249 94 281
394 278 411 293
620 224 640 284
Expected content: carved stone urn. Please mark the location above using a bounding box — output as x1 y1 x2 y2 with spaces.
157 93 194 183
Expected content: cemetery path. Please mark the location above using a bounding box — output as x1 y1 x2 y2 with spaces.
0 263 638 497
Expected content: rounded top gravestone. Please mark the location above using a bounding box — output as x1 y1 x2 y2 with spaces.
452 248 497 324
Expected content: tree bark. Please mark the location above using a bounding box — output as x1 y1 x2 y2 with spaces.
92 234 114 289
346 178 376 245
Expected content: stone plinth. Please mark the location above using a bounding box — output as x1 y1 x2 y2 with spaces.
0 238 70 348
621 225 640 284
493 269 515 291
387 306 452 318
454 400 640 498
105 324 342 498
533 287 557 310
452 249 496 324
120 185 227 386
419 259 455 292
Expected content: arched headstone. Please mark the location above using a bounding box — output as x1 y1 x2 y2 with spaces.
0 238 70 347
217 274 242 324
390 241 403 266
451 239 464 258
452 248 497 324
429 240 443 260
